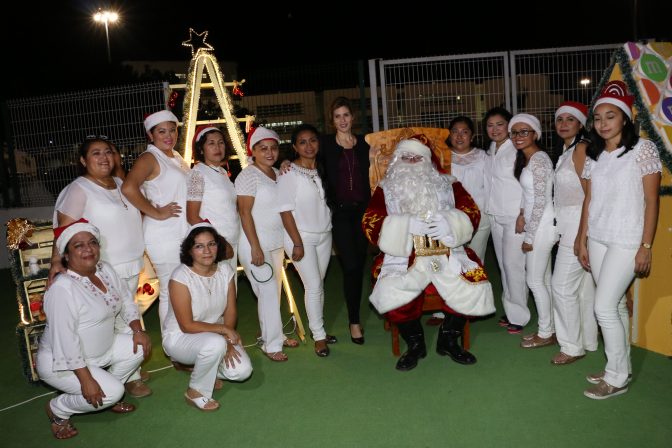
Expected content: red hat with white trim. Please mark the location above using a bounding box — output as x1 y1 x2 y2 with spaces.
246 126 280 156
555 101 588 126
53 218 100 255
593 80 634 119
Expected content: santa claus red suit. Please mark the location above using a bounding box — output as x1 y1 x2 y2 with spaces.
362 135 495 371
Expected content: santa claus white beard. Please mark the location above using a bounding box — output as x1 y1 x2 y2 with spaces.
381 160 448 216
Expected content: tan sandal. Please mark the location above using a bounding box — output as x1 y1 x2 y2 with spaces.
283 338 299 348
46 402 78 440
264 351 288 362
110 401 136 414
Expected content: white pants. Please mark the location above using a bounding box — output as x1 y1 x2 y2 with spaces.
488 214 529 326
238 236 285 353
37 334 144 419
283 231 332 341
552 244 598 356
588 239 634 388
524 222 556 338
225 244 239 290
145 239 182 333
163 332 252 399
114 273 143 382
469 213 491 261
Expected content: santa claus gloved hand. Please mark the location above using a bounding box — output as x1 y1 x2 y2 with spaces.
426 215 455 246
409 216 432 235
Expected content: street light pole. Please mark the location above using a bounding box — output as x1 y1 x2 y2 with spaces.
93 9 119 64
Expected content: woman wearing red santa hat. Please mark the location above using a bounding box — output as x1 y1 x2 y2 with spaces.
48 135 151 397
37 219 150 439
122 110 190 334
550 101 598 365
482 107 529 335
511 113 558 349
576 81 662 399
236 126 299 362
187 126 239 275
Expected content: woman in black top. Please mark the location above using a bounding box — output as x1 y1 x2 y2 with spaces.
319 96 370 344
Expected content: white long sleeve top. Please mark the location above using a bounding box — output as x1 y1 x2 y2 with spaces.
520 151 555 245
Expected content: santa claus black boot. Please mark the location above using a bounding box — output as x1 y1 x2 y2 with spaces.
396 319 426 371
436 314 477 365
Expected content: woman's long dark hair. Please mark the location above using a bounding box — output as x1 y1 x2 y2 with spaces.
290 123 330 204
586 112 638 161
514 140 547 180
482 107 513 149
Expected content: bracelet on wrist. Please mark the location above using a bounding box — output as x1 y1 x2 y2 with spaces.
641 242 652 249
294 244 303 247
132 328 145 335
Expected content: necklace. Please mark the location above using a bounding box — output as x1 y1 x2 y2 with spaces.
205 164 224 175
88 176 128 210
343 150 355 191
292 163 324 198
336 133 355 149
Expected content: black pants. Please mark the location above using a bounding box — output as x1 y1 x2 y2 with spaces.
332 205 369 325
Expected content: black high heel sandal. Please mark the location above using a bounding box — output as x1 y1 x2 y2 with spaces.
350 324 365 345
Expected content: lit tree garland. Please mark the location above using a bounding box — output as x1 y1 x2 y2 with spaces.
179 29 250 166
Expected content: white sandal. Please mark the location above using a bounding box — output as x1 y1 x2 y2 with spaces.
184 392 220 412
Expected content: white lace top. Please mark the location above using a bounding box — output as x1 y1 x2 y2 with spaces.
235 165 283 250
485 139 522 217
451 148 489 211
54 177 144 278
276 164 332 234
162 263 234 338
39 262 140 371
582 139 662 248
554 145 585 247
187 163 240 244
520 151 554 245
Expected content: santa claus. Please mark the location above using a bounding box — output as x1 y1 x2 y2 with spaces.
362 135 495 371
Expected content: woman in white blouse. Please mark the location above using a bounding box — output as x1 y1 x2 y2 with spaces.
122 110 190 331
164 223 252 411
187 126 239 273
38 220 150 440
483 107 528 334
428 116 491 326
550 102 597 365
577 81 662 399
236 127 299 362
511 114 557 349
278 124 336 357
48 136 151 398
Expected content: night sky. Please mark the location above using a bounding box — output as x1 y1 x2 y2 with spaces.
4 0 670 100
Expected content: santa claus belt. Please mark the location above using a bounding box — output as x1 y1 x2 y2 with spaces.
413 235 450 256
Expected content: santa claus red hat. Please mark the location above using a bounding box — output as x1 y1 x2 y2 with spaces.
144 110 179 133
53 218 100 255
246 126 280 156
555 101 588 126
192 126 222 153
593 80 634 119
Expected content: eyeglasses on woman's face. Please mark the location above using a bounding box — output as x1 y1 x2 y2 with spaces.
509 129 535 138
86 134 109 141
193 241 218 251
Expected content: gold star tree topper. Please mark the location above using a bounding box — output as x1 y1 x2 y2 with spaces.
182 28 214 57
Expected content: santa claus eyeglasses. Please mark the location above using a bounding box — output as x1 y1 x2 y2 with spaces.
399 153 424 163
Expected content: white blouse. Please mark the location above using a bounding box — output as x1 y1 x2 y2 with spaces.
520 151 554 245
141 144 190 245
38 262 140 371
235 165 283 250
187 163 240 244
276 164 332 235
451 148 489 212
54 177 144 278
554 145 585 247
583 139 662 248
162 263 234 337
485 139 522 218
